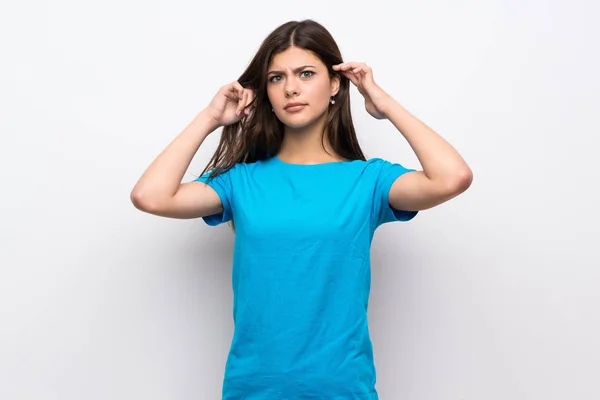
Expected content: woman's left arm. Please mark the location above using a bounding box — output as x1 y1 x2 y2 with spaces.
333 62 473 211
382 98 473 211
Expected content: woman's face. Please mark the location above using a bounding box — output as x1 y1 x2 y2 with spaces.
266 46 339 129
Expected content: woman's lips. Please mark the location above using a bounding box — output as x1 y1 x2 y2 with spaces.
284 104 306 112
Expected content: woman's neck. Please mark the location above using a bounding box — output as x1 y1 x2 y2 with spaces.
278 116 344 163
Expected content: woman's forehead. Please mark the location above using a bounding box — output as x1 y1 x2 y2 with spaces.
268 47 323 70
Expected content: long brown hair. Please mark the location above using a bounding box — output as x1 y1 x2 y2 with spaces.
201 19 366 180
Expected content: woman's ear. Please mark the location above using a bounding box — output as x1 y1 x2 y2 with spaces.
331 73 341 97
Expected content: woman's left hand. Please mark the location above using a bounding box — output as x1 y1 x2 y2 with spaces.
332 62 392 120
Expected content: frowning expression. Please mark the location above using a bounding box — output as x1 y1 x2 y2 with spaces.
266 46 339 128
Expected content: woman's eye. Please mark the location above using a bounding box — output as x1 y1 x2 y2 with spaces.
268 71 313 83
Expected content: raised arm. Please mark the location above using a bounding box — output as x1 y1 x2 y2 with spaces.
333 62 473 211
130 82 255 219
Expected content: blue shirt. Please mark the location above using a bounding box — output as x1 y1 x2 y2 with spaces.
195 155 417 399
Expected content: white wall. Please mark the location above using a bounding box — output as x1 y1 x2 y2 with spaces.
1 0 599 399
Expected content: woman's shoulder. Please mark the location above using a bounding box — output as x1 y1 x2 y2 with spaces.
222 157 274 177
364 157 391 165
353 157 393 172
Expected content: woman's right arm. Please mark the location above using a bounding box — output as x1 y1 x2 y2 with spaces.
130 82 255 219
130 110 222 219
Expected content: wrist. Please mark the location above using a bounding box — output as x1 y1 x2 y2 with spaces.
379 95 399 120
196 110 221 133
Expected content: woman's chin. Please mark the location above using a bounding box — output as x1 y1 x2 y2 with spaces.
278 113 323 130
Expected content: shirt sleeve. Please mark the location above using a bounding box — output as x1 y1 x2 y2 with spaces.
372 158 419 227
194 166 235 226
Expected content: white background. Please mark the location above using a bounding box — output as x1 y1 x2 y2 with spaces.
1 0 599 399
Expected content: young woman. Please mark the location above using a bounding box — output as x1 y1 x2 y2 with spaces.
131 19 472 400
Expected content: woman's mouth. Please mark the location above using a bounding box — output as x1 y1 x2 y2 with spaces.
284 104 307 112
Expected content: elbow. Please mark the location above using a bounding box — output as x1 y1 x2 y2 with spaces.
130 188 160 213
456 168 474 192
446 168 473 195
130 189 147 211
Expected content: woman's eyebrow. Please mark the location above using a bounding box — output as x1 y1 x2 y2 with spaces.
267 65 316 75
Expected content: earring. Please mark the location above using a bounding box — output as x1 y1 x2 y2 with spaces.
330 96 336 105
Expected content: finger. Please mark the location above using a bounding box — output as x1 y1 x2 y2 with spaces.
341 71 360 86
230 81 245 103
336 62 366 71
244 90 256 114
337 63 355 71
340 67 360 80
244 89 255 108
234 82 246 101
224 85 235 96
225 85 242 103
224 89 238 102
225 95 238 104
232 81 244 94
242 90 250 113
237 90 248 115
227 82 240 94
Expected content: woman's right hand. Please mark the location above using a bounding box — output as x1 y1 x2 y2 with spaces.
203 81 256 129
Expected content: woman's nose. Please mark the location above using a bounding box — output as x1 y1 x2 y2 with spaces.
284 79 299 97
